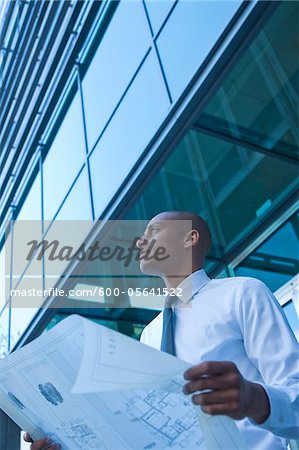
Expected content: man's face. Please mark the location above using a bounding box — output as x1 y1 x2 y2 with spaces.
136 214 192 276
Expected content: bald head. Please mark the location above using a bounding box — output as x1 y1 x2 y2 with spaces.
151 211 212 264
137 211 212 279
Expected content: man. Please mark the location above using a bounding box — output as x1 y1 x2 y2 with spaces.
137 211 299 449
24 211 299 449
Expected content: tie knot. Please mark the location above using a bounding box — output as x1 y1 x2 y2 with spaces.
163 295 178 308
163 294 178 309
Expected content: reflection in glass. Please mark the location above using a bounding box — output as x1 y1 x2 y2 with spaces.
235 267 292 293
256 217 299 260
46 310 157 340
90 51 169 219
123 2 298 277
43 93 86 221
82 1 151 150
157 1 241 99
199 2 299 160
124 131 297 260
235 214 299 291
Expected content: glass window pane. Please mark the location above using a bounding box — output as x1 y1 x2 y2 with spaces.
43 93 86 221
235 214 299 291
1 244 10 310
200 2 299 159
144 0 175 35
13 172 43 287
122 1 297 279
254 218 299 260
82 1 151 150
157 1 241 100
11 219 43 291
17 170 41 221
0 305 9 358
235 267 292 292
123 129 297 263
43 220 94 292
55 168 92 220
0 249 5 309
189 131 297 250
283 301 299 341
47 310 158 340
10 272 42 349
90 51 170 218
10 305 39 350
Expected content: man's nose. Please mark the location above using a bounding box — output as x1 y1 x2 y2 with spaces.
136 236 147 249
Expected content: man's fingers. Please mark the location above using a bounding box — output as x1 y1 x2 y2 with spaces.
183 373 236 394
200 403 240 417
29 438 52 450
191 388 239 406
28 438 61 450
184 361 238 380
23 434 61 449
191 389 245 419
23 432 34 443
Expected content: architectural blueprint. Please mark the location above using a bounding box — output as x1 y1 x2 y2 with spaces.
0 315 247 449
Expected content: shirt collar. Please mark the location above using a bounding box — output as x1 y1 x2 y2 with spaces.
174 269 210 305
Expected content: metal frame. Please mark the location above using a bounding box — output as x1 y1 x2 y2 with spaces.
6 1 283 352
192 114 298 165
2 2 296 447
91 1 280 224
275 274 299 308
237 252 298 277
0 0 105 225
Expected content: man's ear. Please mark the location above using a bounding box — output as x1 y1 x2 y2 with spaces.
184 230 200 248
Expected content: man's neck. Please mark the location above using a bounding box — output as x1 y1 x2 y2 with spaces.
162 275 188 289
162 267 202 289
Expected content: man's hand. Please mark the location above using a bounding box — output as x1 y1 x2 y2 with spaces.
183 361 270 423
23 432 61 449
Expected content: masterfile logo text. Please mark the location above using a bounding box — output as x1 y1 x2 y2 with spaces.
5 220 193 309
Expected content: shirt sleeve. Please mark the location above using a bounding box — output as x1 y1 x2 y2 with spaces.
237 278 299 439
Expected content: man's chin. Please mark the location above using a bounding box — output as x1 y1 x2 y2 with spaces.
139 261 161 276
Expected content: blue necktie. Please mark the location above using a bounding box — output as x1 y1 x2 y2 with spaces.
161 296 176 356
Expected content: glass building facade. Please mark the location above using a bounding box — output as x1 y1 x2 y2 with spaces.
0 1 298 447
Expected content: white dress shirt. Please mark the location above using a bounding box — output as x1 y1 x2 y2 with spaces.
140 269 299 450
